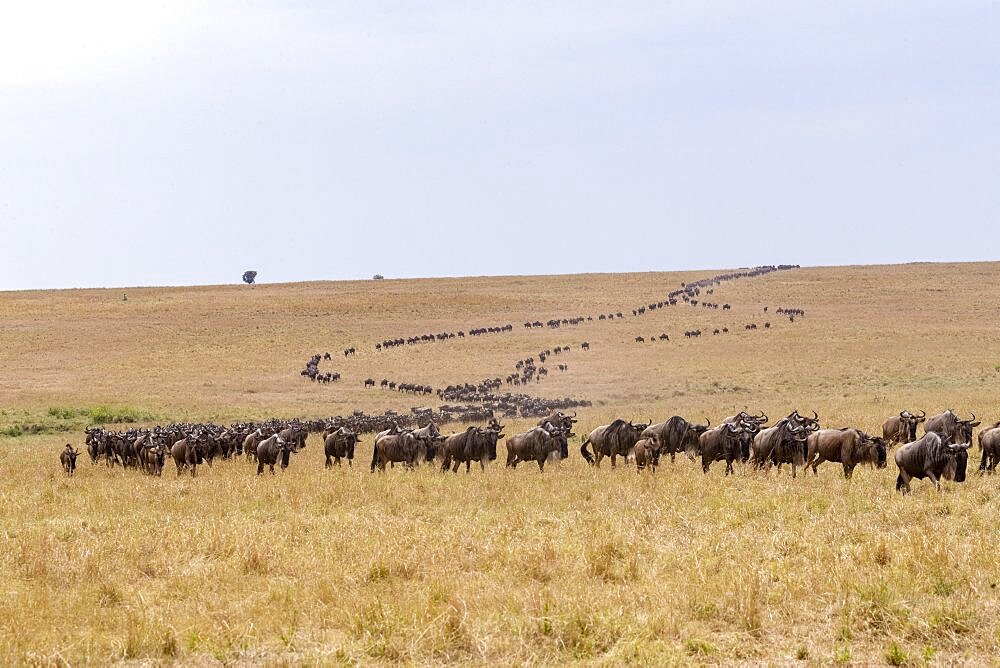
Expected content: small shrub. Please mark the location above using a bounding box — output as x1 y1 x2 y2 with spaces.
885 641 908 666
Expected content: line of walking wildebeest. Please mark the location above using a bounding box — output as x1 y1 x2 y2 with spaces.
299 264 801 382
59 408 1000 493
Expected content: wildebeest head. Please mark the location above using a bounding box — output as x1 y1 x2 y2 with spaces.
865 434 888 468
900 410 926 440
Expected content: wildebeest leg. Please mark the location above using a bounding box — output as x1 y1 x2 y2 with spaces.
479 456 486 471
610 454 617 468
927 471 940 491
257 461 264 475
843 463 854 479
465 461 471 473
537 458 545 472
325 454 332 468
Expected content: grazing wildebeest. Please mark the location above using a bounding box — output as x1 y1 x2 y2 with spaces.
171 434 201 477
697 422 746 474
60 444 80 475
641 416 711 464
256 435 294 475
804 428 887 478
441 423 505 473
882 410 926 446
895 431 970 493
506 425 563 471
633 438 660 473
371 431 424 471
977 422 1000 474
580 419 651 467
924 410 980 447
750 414 812 477
324 427 359 467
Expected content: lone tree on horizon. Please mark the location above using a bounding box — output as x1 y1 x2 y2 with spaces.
242 270 257 285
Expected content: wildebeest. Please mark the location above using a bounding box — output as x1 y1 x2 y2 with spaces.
440 422 505 473
371 431 424 471
580 419 651 467
506 425 564 471
977 422 1000 474
633 438 660 473
641 416 711 464
138 441 167 476
696 422 746 474
804 428 887 478
243 428 264 462
323 427 359 467
60 444 80 475
750 413 815 477
924 410 980 447
895 431 971 493
256 435 295 475
882 410 926 446
171 434 202 476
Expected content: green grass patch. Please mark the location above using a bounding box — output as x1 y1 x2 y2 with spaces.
0 405 159 438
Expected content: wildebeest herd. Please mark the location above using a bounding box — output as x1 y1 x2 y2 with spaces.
64 408 996 493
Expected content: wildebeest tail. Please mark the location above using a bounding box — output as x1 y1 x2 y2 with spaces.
580 438 595 465
370 441 378 472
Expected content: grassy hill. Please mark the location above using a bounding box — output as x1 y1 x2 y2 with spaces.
2 262 999 663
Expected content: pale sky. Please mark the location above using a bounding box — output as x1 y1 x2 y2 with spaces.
1 1 997 290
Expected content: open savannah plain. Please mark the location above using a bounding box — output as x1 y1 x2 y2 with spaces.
2 262 1000 665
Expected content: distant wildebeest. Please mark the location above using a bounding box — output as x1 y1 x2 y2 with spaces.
580 419 650 467
256 435 295 475
882 410 926 446
506 424 564 471
323 427 359 467
924 410 980 447
371 431 424 471
804 428 887 478
895 431 970 493
60 444 80 475
977 421 1000 474
641 416 711 464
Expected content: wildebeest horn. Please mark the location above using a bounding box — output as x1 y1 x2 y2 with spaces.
704 418 711 427
811 411 818 421
916 410 926 419
900 411 909 418
756 411 767 421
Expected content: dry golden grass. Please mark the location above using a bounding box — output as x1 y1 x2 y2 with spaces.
2 263 1000 664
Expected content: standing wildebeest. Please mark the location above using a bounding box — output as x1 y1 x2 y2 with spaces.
243 428 264 462
882 410 926 446
410 422 444 462
580 419 651 467
60 444 80 475
697 422 746 474
324 427 359 467
139 442 167 476
895 431 970 493
633 438 661 473
641 416 711 463
506 425 564 471
171 434 202 476
750 414 813 477
924 410 980 447
977 422 1000 474
256 435 294 475
441 423 505 473
371 431 424 471
804 428 887 478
